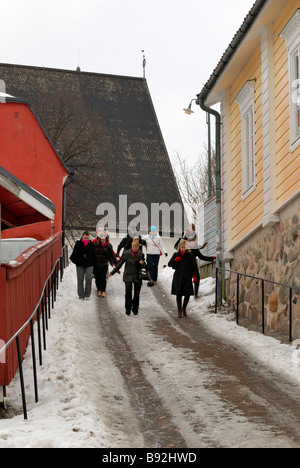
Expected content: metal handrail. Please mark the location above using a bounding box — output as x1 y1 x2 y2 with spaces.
215 266 300 342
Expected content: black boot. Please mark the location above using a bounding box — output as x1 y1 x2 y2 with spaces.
183 297 190 317
177 300 182 318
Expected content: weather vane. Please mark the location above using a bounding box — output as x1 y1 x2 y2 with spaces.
142 50 146 79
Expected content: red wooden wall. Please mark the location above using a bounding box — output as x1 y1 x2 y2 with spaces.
0 232 62 386
0 101 67 240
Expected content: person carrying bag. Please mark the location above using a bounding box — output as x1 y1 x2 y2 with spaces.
110 240 149 316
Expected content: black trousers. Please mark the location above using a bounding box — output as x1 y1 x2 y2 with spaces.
96 265 108 292
147 254 160 282
125 282 142 314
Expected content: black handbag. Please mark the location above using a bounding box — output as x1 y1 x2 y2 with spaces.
138 269 154 287
139 270 149 281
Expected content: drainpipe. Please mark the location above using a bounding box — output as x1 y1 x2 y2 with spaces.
196 95 223 306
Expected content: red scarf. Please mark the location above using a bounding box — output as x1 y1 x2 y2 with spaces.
81 239 90 247
100 241 109 247
131 249 138 259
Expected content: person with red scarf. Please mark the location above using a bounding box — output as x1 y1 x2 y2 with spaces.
95 233 118 298
70 231 97 300
168 239 199 318
110 240 146 316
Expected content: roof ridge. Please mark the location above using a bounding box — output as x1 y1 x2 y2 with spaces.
0 62 146 82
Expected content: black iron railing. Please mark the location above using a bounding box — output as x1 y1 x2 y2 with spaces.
215 266 300 342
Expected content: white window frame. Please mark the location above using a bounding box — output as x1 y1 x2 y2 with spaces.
234 80 256 199
280 9 300 152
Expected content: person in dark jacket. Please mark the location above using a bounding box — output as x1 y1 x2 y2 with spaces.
117 225 146 256
95 233 118 298
70 231 97 300
168 239 199 318
188 237 216 298
110 240 146 316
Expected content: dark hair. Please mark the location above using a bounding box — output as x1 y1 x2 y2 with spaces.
97 235 109 245
82 231 90 237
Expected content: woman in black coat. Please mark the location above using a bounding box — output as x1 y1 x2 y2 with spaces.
70 231 97 300
168 239 199 318
110 240 146 316
95 234 118 298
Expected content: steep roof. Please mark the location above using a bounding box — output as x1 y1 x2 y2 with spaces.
0 64 182 233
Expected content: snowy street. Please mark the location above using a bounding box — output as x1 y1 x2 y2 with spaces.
1 264 300 448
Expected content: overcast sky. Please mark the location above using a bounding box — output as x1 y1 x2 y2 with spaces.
1 0 255 165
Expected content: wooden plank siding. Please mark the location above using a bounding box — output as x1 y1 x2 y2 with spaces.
204 196 217 258
274 0 300 208
230 46 264 245
225 0 300 249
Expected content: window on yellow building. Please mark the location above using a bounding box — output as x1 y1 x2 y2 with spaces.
280 9 300 151
235 80 256 199
242 106 255 196
291 48 300 144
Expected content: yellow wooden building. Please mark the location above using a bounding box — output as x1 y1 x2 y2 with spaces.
201 0 300 335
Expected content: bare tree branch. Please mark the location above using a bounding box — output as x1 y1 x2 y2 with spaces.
173 146 216 222
36 93 109 245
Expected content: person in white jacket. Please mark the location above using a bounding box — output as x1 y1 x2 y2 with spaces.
143 226 168 284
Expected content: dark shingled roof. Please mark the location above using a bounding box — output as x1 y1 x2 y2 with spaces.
0 63 182 233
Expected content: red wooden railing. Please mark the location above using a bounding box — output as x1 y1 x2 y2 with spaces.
0 232 63 388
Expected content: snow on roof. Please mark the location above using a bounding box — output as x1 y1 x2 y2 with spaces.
0 91 15 99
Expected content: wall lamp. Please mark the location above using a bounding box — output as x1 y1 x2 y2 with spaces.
183 98 212 198
183 99 197 115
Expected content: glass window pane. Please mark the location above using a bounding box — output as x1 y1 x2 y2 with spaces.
242 107 255 195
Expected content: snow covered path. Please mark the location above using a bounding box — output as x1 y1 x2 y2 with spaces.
1 264 300 447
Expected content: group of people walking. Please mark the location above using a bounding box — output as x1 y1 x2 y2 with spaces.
70 224 216 318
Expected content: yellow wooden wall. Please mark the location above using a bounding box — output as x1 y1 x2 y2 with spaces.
228 0 300 248
274 0 300 208
230 46 264 246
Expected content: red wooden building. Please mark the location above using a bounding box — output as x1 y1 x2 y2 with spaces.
0 94 68 239
0 94 68 406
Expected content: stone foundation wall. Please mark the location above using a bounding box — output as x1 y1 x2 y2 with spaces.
228 196 300 338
